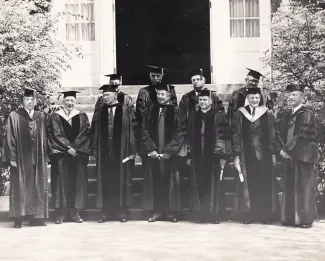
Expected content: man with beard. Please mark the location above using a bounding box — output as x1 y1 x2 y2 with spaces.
136 65 177 118
227 68 272 127
48 91 91 224
277 84 318 228
141 83 186 223
2 88 49 228
91 84 137 223
187 90 232 224
233 87 278 224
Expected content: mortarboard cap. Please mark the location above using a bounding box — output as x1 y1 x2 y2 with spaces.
246 87 262 95
198 89 214 97
60 90 80 99
246 68 263 80
145 65 165 75
24 88 37 98
105 74 123 85
190 69 203 78
155 83 174 93
98 84 118 93
286 84 305 92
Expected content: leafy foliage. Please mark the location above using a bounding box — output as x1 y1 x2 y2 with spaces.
0 0 82 195
263 0 325 211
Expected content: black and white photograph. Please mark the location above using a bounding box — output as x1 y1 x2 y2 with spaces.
0 0 324 260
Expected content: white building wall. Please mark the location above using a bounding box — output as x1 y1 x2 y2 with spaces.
210 0 271 85
51 0 116 88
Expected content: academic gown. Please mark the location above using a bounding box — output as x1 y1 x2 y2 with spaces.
227 87 273 127
179 89 225 156
140 104 186 213
2 108 49 218
233 106 278 220
48 109 91 210
136 85 177 119
94 93 134 110
187 108 232 218
277 106 318 226
91 103 137 212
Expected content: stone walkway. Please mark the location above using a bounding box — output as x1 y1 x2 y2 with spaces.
0 220 324 261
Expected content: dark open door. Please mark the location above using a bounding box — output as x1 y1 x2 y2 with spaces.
115 0 211 85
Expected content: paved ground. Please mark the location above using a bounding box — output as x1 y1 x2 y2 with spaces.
0 220 325 261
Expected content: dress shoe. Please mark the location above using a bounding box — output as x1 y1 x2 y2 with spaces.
119 217 127 223
13 221 22 228
168 216 178 223
281 221 294 227
13 217 23 228
99 216 109 223
148 216 158 222
55 218 63 224
73 217 83 223
299 224 312 228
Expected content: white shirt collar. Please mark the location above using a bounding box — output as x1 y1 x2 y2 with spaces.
108 106 117 116
24 107 34 118
292 103 303 114
249 105 258 113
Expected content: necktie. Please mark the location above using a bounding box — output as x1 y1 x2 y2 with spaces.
158 108 165 153
252 108 256 117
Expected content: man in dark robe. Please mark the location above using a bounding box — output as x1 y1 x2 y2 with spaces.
94 74 134 110
2 88 49 228
178 69 225 191
91 84 137 223
227 68 273 127
48 91 91 224
136 65 177 118
187 90 232 224
179 69 224 115
233 87 278 224
141 83 186 223
277 84 318 228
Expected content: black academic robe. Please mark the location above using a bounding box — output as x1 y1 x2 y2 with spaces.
140 104 186 212
227 87 273 127
179 89 224 118
48 109 91 210
2 108 49 218
94 93 134 110
179 89 225 156
233 106 278 220
188 108 232 216
91 103 137 211
277 106 318 225
136 85 177 119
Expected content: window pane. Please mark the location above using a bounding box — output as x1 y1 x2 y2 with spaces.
230 19 244 37
229 0 244 18
245 0 259 17
66 23 80 41
81 3 95 22
245 19 260 37
65 1 95 41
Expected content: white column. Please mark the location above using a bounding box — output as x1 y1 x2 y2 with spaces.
210 0 271 84
97 0 116 86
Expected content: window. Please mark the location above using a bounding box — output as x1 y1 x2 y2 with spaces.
229 0 260 38
65 0 95 41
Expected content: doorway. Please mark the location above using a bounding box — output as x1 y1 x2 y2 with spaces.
115 0 211 85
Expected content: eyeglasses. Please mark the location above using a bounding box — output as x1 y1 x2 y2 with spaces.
246 78 259 84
